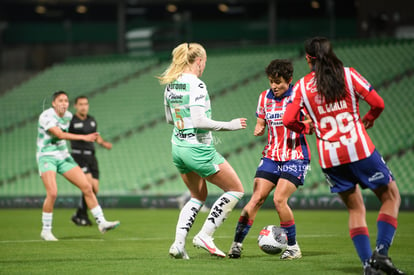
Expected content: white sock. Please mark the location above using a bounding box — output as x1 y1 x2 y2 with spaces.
42 212 53 231
200 191 244 236
90 205 106 224
175 198 203 245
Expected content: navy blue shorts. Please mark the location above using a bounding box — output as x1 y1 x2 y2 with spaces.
322 149 394 193
255 157 310 187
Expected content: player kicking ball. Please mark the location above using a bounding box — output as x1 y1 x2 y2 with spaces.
228 59 310 260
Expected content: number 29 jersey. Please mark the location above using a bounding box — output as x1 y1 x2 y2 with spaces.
291 67 376 168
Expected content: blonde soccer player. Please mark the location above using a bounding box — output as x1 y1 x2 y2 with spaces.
159 42 246 259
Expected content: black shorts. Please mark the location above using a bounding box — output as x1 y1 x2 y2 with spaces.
72 153 99 179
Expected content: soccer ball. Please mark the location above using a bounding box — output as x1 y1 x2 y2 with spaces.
257 225 288 255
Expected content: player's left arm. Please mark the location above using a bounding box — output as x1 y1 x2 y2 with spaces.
96 134 112 150
350 68 385 129
361 90 384 129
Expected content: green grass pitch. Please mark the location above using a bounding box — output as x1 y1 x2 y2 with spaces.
0 208 412 274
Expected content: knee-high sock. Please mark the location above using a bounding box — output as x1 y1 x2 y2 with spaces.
200 191 244 236
350 227 372 265
376 213 397 256
233 215 254 243
280 220 296 246
174 198 203 244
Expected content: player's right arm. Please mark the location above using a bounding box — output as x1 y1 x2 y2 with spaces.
282 83 312 134
254 118 266 136
48 127 98 142
164 104 174 125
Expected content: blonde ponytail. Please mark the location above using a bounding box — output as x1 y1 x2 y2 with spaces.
158 42 206 85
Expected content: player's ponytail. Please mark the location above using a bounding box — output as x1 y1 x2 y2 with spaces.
158 42 206 85
305 37 346 103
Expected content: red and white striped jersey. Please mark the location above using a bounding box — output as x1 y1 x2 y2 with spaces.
256 87 310 161
291 67 376 168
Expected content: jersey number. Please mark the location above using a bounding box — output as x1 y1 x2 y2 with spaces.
174 108 184 130
320 112 357 149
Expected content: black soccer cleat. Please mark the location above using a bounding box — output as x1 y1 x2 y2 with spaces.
71 213 93 226
364 265 382 275
369 251 405 275
228 242 242 259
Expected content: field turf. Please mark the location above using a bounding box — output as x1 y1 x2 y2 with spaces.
0 209 412 274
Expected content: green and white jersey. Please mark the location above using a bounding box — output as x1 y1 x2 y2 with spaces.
36 107 73 161
164 73 213 147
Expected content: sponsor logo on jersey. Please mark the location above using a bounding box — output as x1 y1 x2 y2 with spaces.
198 83 204 89
167 92 184 104
266 111 284 120
74 122 83 128
168 83 188 90
306 77 318 93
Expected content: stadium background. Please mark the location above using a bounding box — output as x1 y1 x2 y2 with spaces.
0 0 413 210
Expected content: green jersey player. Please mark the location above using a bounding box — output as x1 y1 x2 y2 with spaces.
159 42 247 259
36 91 119 241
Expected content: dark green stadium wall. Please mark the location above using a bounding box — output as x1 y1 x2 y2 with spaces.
3 18 357 44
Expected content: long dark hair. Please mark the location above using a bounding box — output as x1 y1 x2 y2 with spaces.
305 37 346 103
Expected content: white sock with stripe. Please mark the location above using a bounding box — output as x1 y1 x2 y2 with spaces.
175 198 203 245
42 212 53 232
200 191 244 236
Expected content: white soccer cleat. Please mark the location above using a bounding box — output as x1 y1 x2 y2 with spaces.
193 232 226 258
169 243 190 260
98 220 120 234
40 230 58 241
280 243 302 260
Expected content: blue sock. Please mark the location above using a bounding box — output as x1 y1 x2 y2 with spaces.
280 220 296 246
376 213 397 256
234 216 253 243
350 227 372 265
